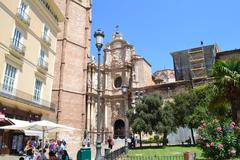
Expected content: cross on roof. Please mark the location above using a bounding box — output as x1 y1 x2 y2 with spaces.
115 25 119 33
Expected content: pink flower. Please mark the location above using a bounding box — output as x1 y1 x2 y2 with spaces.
218 144 223 149
230 122 236 129
217 127 222 132
210 142 214 148
230 124 236 129
206 143 210 148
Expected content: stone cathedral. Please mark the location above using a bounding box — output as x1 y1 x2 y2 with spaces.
86 32 154 143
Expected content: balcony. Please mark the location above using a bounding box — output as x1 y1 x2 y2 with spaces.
16 8 31 26
2 83 16 96
10 39 26 58
0 83 54 111
37 58 48 73
41 33 51 46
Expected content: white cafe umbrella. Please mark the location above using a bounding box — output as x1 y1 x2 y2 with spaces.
0 120 79 149
8 118 42 138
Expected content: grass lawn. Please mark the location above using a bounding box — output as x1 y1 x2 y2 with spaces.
127 146 204 159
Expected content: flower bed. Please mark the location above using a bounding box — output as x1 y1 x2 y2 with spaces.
198 118 240 160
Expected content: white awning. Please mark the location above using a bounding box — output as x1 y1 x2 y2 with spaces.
8 118 30 126
6 118 42 138
24 130 42 138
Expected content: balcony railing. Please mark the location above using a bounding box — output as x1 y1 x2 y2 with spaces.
0 83 54 111
10 39 26 56
2 83 16 96
16 8 31 25
37 58 48 71
42 33 51 46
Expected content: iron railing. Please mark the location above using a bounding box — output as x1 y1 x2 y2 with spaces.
37 58 48 71
10 39 26 55
119 155 184 160
16 8 31 25
0 83 55 111
104 146 126 160
42 33 52 46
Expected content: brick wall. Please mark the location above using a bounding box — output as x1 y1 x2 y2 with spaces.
52 0 91 158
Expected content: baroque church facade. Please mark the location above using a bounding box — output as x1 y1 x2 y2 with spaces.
86 32 154 142
86 32 191 143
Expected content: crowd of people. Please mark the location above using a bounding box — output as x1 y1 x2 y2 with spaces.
20 139 69 160
20 135 134 159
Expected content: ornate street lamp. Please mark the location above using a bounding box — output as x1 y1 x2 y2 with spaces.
94 29 104 160
135 91 143 102
134 91 144 114
121 84 129 154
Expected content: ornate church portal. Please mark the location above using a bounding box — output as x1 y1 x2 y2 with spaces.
114 119 125 139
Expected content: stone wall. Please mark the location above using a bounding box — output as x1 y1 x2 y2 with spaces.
216 49 240 61
132 80 192 101
132 57 154 88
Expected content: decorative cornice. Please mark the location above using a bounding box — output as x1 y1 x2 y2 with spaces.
28 0 62 32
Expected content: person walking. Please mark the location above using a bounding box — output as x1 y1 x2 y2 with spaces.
24 140 34 160
107 136 114 149
49 140 57 160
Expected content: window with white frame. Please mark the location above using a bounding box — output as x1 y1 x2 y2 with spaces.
33 79 42 103
19 1 27 18
12 28 23 49
2 64 17 94
43 25 49 38
39 49 46 65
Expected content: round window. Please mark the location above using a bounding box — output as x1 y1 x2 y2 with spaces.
114 77 122 88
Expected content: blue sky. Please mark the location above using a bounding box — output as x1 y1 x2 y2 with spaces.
90 0 240 73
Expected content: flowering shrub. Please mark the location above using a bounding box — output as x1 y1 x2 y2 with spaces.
198 118 240 160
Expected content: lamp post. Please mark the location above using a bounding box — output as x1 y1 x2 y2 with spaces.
135 91 143 106
94 29 104 160
122 84 129 154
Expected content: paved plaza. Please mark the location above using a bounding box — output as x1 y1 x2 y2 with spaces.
0 155 20 160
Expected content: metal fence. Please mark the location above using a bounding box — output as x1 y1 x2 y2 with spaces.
119 155 184 160
104 146 126 160
104 147 184 160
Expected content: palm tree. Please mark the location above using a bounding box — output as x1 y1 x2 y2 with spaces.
211 60 240 122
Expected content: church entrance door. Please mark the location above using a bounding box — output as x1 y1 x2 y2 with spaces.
114 119 125 139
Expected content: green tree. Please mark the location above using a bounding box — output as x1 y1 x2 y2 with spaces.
127 98 153 147
128 92 176 146
155 102 176 146
127 92 162 147
170 85 211 144
211 60 240 122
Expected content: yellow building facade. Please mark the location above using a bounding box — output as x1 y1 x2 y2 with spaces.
0 0 63 154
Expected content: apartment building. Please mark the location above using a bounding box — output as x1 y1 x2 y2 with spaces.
0 0 63 154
